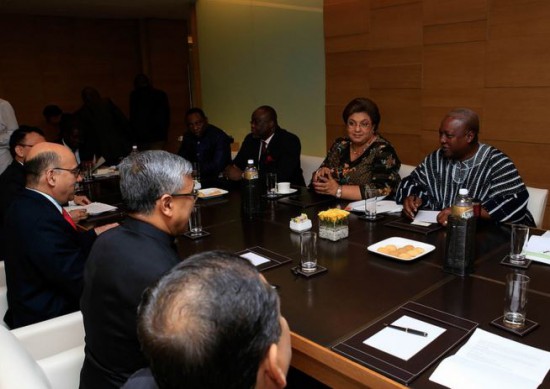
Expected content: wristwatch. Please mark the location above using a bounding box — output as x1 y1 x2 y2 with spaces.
336 185 342 198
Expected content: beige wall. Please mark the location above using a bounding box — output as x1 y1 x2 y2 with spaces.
0 14 189 153
324 0 550 228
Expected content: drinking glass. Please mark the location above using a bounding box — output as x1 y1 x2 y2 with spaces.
266 173 277 198
503 273 530 328
300 231 318 272
364 188 378 220
188 204 203 236
510 224 529 264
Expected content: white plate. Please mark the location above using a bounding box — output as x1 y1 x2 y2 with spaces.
367 237 435 261
275 188 298 195
198 188 228 199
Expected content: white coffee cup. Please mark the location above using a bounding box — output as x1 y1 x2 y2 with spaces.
277 182 291 193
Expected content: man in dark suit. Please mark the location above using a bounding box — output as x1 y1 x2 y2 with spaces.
80 151 195 389
3 142 116 328
224 105 305 186
0 126 45 227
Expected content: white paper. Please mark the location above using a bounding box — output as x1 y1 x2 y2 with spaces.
349 199 402 214
414 210 439 224
430 328 550 389
525 235 550 265
363 315 446 361
64 202 117 215
240 252 271 267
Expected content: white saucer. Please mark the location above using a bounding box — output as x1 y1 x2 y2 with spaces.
276 188 298 195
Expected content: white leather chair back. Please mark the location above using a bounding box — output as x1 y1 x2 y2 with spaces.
11 311 85 389
0 325 52 388
301 154 324 185
399 164 416 179
526 186 548 228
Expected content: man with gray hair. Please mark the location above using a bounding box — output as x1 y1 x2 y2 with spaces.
80 150 195 389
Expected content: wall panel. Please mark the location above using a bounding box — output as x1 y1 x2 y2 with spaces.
324 0 550 227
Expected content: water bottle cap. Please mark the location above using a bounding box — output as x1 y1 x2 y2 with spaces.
459 188 469 195
247 159 254 164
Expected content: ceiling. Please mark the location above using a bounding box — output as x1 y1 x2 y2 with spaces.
0 0 195 20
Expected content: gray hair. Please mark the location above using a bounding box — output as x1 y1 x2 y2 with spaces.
119 150 192 214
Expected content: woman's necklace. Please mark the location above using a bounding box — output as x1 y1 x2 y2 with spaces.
351 135 377 156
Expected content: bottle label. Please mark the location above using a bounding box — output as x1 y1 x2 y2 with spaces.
244 170 258 180
452 205 474 219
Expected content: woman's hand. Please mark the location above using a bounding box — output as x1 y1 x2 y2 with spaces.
312 174 338 196
312 167 332 183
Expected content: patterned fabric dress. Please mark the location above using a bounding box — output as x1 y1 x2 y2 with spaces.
319 136 401 199
395 143 535 225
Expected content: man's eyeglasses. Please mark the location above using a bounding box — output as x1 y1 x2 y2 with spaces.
170 190 199 201
53 167 81 177
18 143 37 148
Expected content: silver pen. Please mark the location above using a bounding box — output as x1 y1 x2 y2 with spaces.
384 323 428 337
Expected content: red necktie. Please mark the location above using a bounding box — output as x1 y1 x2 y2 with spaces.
260 141 268 164
62 209 78 230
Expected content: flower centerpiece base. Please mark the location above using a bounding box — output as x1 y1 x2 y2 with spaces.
318 208 350 242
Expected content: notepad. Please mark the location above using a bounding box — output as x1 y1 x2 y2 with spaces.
64 202 117 215
364 315 446 361
240 252 271 267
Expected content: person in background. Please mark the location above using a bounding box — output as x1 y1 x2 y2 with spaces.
42 104 63 140
122 251 291 389
224 106 305 187
396 108 534 226
3 142 116 328
177 108 232 188
57 113 93 164
80 151 195 389
76 86 131 165
130 74 170 151
0 126 46 227
312 97 401 200
0 98 18 174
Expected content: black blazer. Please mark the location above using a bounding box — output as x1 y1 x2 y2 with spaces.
79 217 180 389
3 189 96 328
0 160 25 227
233 127 305 186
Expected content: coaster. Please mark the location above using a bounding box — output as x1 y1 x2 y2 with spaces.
490 315 539 337
500 255 532 269
358 214 384 222
291 265 328 278
183 230 211 240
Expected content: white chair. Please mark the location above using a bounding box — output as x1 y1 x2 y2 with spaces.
398 164 416 179
11 311 85 389
0 325 52 388
300 154 324 185
526 186 548 229
0 286 8 329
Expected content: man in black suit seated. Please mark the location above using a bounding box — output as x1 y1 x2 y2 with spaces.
3 142 116 328
177 108 232 188
80 151 195 389
122 251 291 389
224 106 305 186
0 126 45 227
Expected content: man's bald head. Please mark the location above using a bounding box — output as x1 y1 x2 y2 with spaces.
25 142 80 203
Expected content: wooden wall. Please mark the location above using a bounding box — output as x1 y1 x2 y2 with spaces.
324 0 550 228
0 14 189 153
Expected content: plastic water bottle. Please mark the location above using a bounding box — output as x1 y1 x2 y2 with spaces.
444 188 476 275
451 188 474 219
242 159 260 217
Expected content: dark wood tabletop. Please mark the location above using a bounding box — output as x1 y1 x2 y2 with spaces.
90 183 550 388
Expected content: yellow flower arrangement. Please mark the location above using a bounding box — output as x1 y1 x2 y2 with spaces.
318 208 350 223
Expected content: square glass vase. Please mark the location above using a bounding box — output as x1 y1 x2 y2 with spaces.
318 218 349 242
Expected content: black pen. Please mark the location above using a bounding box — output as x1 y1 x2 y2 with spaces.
384 323 428 337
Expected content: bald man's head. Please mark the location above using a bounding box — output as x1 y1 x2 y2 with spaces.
25 142 81 204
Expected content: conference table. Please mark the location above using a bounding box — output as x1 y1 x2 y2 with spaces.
85 182 550 388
